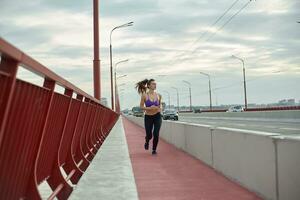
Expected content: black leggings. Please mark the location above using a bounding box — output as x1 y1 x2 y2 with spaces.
144 112 162 151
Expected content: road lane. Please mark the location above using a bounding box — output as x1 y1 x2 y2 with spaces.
176 113 300 135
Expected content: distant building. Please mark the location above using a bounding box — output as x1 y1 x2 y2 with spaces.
278 99 295 106
287 99 295 105
278 99 287 104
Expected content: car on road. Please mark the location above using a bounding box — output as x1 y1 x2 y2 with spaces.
128 110 133 115
132 106 144 117
193 108 202 113
122 111 128 115
226 105 244 112
162 109 179 120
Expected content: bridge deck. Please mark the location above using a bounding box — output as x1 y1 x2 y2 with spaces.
69 116 262 199
122 116 262 200
69 117 138 200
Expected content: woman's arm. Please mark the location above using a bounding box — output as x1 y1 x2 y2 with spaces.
158 93 162 112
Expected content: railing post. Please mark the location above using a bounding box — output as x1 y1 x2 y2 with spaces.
78 98 92 171
26 77 56 199
0 56 19 148
47 88 74 200
64 94 85 185
86 102 98 160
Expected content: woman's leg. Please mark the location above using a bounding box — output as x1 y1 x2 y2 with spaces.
152 113 162 151
144 115 154 145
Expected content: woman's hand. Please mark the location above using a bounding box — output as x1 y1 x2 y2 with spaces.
150 105 161 112
156 106 161 112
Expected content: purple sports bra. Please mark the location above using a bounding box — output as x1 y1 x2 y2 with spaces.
145 93 160 107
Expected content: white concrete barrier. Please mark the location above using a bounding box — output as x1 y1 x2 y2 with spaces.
126 115 144 127
184 123 213 166
273 135 300 200
123 115 300 200
169 121 186 150
160 120 171 141
212 127 280 200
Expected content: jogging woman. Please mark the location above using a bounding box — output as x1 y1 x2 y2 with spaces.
135 78 162 155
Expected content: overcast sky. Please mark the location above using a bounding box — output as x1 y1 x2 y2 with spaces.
1 0 299 109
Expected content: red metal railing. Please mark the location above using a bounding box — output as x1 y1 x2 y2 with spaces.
244 106 300 111
0 37 119 199
180 106 300 113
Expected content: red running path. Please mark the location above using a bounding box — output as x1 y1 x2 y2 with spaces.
122 117 262 200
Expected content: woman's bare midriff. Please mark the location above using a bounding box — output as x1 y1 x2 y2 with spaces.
145 109 160 116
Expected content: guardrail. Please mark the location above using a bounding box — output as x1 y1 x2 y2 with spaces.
0 38 119 199
180 109 300 122
178 106 300 113
245 106 300 111
201 109 227 112
125 115 300 200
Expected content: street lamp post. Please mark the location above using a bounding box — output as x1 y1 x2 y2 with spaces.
115 76 127 111
200 72 212 111
163 90 171 110
115 83 126 114
232 55 248 110
119 90 125 111
118 83 126 87
117 74 127 80
171 87 180 112
182 80 192 111
110 22 133 110
114 59 129 109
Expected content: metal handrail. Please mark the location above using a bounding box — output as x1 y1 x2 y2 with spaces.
0 37 111 109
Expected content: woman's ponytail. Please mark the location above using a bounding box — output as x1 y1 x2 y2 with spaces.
135 79 148 94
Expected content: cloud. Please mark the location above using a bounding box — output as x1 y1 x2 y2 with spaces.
1 0 299 109
100 0 160 17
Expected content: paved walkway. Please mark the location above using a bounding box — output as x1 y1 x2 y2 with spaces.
122 117 262 200
69 118 138 200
